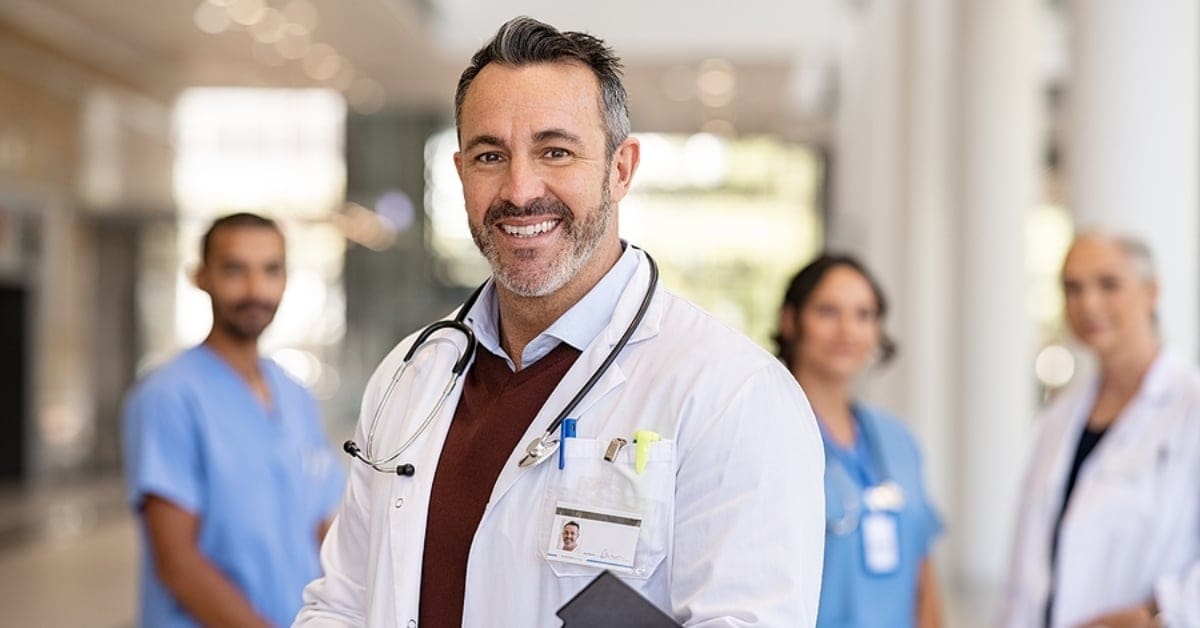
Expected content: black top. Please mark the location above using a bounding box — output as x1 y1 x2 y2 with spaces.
1044 422 1109 627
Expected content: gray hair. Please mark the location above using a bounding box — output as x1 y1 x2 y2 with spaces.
453 16 631 159
1073 228 1157 283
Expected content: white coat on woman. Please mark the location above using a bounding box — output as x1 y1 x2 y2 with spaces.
1001 349 1200 627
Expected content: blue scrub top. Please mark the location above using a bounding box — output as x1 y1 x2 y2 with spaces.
122 346 347 627
816 404 943 628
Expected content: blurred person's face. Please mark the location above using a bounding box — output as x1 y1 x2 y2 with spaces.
561 524 579 550
788 266 882 382
1061 236 1157 358
454 61 638 298
195 226 286 342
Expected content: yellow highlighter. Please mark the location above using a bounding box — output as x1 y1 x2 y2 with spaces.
633 430 661 475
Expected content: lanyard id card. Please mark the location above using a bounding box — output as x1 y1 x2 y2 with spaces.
861 510 900 575
546 502 642 574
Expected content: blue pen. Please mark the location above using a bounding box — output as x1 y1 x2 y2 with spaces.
559 418 577 470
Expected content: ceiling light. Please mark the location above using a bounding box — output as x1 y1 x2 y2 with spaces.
303 44 343 82
250 8 286 43
193 1 231 34
275 23 311 60
227 0 266 26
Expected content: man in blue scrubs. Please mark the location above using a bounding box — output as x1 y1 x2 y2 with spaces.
122 213 345 627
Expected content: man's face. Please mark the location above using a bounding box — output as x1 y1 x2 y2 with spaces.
454 61 638 298
195 226 286 341
561 523 579 550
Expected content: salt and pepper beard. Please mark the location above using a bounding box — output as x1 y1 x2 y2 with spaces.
469 176 613 298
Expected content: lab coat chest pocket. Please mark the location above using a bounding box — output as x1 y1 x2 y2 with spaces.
537 437 676 580
1080 438 1161 532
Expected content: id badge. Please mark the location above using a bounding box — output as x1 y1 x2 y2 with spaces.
861 511 900 575
546 501 642 574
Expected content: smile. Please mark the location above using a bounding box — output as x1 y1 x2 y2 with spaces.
500 219 560 238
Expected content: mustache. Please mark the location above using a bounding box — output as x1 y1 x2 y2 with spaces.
484 196 573 226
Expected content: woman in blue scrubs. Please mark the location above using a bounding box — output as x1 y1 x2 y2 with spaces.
775 254 944 628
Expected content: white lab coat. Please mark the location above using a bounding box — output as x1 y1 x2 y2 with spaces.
1001 350 1200 628
295 251 825 627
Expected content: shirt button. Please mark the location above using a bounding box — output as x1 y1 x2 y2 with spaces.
407 620 417 627
394 497 405 509
635 567 646 576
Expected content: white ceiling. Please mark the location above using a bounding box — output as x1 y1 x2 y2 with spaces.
0 0 853 138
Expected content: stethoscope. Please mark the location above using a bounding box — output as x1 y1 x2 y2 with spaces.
344 250 659 477
822 411 905 535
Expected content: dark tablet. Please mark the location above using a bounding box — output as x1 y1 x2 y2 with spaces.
556 571 682 628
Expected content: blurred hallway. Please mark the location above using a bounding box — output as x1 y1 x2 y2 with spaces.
0 478 134 628
1 1 1197 626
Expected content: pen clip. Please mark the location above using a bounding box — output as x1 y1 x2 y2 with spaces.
558 418 577 470
603 437 628 462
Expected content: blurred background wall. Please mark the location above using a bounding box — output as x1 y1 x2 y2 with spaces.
0 0 1195 625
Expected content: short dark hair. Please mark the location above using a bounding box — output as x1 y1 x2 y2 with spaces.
563 520 580 530
200 212 282 264
773 253 897 369
454 16 631 159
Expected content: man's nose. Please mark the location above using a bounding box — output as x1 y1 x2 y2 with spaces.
499 156 546 208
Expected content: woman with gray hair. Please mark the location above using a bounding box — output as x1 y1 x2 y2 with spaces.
1001 231 1200 627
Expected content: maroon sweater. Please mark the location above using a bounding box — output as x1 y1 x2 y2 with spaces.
418 343 581 627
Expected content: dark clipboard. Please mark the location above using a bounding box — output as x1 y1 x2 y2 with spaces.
556 570 682 627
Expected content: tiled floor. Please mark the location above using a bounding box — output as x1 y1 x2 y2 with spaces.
0 478 993 627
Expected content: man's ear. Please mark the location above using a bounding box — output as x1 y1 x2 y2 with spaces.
606 137 641 205
191 264 209 294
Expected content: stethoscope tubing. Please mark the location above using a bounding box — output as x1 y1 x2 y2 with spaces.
524 252 659 457
349 249 658 475
821 409 896 535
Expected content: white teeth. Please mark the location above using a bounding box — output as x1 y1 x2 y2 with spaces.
501 219 559 237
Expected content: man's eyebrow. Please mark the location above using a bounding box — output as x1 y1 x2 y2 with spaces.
462 134 507 153
533 129 583 145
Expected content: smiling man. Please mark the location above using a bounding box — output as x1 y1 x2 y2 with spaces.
123 213 345 627
297 17 824 627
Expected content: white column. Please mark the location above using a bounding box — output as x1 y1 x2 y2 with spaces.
956 0 1041 599
1066 0 1199 360
899 0 956 574
830 0 908 410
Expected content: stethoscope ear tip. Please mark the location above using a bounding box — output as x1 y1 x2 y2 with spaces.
343 440 359 456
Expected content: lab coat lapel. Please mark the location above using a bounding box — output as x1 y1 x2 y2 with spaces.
1045 382 1097 509
484 250 664 513
1079 352 1176 475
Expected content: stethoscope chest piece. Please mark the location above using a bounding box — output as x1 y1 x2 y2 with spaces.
518 435 560 468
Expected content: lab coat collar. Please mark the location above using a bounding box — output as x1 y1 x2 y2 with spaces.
1138 348 1182 407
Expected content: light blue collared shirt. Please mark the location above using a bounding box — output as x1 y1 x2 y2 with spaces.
465 243 640 371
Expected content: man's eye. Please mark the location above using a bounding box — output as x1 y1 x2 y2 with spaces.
544 148 570 159
475 152 503 164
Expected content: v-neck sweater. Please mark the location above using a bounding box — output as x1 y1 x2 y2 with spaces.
418 342 581 627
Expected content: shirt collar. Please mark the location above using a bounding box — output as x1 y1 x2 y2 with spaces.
465 243 640 371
